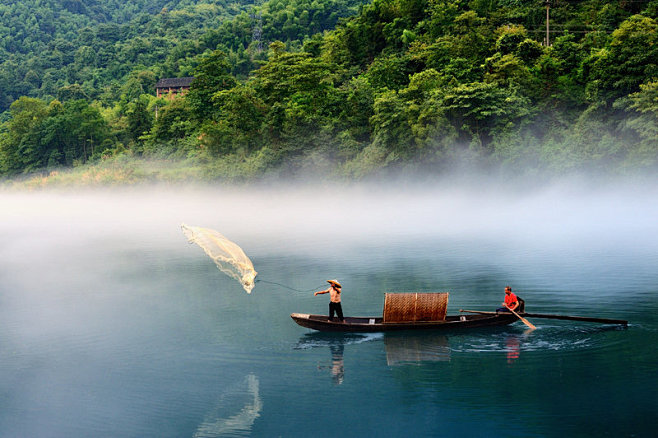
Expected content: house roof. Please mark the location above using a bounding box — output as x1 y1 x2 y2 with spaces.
155 77 195 88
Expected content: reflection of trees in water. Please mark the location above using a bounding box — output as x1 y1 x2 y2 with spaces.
193 373 262 438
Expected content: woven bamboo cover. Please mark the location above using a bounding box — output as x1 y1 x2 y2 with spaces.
383 293 449 323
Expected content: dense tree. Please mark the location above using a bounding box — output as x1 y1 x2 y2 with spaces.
0 97 50 174
0 1 260 112
187 50 237 121
1 0 657 181
584 14 658 103
125 94 154 142
0 0 370 113
622 81 658 167
0 97 109 174
200 85 266 156
150 97 195 145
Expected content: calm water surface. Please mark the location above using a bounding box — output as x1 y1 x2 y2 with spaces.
1 186 656 437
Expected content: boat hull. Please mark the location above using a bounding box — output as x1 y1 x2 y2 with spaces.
290 312 518 332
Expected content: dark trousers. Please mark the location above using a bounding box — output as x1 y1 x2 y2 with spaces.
329 302 344 321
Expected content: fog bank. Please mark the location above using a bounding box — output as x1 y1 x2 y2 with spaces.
2 181 657 257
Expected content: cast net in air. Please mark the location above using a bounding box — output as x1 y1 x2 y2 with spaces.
182 224 257 293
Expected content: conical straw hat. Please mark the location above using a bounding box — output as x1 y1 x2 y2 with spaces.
327 279 342 288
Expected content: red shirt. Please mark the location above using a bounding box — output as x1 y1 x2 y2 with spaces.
504 292 518 308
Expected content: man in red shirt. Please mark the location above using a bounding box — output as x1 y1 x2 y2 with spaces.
497 286 519 313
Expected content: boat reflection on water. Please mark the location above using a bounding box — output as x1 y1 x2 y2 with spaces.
294 330 529 383
193 373 262 438
505 335 521 364
384 333 451 366
295 333 382 385
317 343 345 385
384 332 533 365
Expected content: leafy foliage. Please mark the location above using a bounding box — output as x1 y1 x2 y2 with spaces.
1 0 657 182
0 97 109 174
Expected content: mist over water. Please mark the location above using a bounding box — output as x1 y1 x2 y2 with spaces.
1 181 657 437
3 180 657 249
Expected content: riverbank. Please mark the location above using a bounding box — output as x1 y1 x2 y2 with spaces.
1 156 206 190
3 151 657 192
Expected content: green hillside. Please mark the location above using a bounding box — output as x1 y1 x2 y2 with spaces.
1 0 657 184
0 1 245 110
0 0 364 110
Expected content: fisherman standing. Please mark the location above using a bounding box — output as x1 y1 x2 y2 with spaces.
315 280 344 322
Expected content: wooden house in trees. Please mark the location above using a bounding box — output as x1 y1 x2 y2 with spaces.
155 77 194 99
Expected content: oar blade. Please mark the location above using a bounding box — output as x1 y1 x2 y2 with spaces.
509 307 536 330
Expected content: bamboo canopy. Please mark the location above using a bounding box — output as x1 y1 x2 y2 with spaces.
383 293 449 323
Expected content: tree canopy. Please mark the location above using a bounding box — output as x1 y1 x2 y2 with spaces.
1 0 657 182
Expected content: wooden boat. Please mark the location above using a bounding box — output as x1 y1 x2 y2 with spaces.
291 290 628 332
290 312 519 332
291 292 519 332
460 309 628 326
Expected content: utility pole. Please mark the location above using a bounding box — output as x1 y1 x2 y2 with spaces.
251 11 263 53
545 0 551 47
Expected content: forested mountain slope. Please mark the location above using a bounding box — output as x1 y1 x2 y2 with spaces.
0 1 246 110
1 0 657 183
0 0 365 111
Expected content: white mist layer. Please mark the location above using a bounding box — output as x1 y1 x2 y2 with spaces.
1 182 657 262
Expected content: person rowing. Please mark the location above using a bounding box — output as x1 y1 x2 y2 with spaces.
497 286 519 313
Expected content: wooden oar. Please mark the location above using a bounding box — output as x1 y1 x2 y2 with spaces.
521 312 628 326
460 310 500 315
459 308 536 329
507 307 536 330
459 310 628 326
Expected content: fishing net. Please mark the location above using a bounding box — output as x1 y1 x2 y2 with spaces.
181 224 257 293
383 293 449 323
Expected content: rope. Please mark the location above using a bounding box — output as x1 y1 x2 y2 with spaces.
256 279 326 293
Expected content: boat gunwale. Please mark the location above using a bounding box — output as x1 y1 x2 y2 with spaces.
290 312 518 332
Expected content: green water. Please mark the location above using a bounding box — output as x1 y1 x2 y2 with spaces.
1 187 656 437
